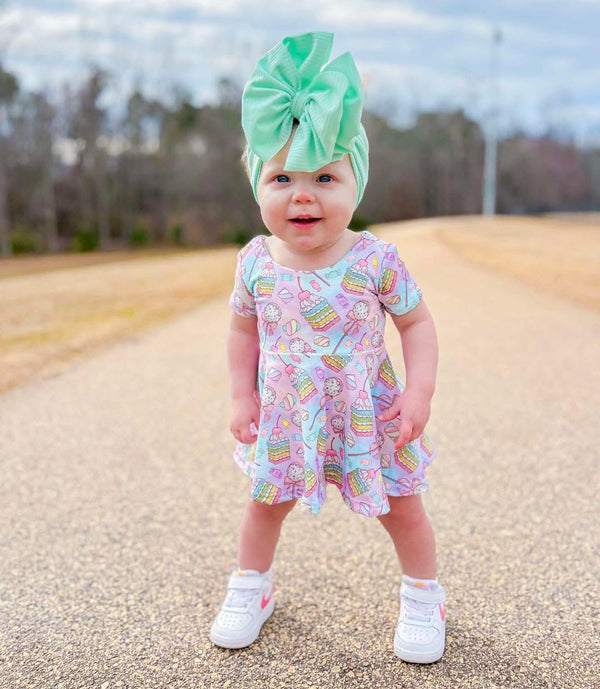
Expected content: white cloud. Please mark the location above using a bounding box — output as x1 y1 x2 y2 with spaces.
74 0 247 15
317 1 442 30
1 6 80 47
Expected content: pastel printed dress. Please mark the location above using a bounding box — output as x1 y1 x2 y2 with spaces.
230 230 436 517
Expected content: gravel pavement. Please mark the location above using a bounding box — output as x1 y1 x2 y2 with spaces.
1 225 599 688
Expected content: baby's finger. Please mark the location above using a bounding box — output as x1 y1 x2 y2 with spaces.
409 424 424 443
394 418 413 449
241 424 260 444
377 396 401 421
231 424 253 444
237 430 251 444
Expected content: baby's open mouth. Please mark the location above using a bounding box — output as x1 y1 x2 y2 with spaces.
291 217 320 224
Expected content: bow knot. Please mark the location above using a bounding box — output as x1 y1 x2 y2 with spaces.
290 89 310 121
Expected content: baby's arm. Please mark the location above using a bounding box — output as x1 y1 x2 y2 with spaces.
228 312 261 444
378 301 438 449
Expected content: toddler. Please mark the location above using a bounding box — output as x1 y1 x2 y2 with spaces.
210 32 446 664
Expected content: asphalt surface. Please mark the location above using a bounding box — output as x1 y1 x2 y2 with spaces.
1 226 599 688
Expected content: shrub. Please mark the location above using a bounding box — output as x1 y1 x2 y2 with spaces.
73 226 99 252
349 213 371 231
130 222 149 247
171 224 184 245
11 228 38 254
227 227 254 246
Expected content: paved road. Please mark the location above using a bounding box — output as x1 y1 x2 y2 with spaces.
1 226 598 688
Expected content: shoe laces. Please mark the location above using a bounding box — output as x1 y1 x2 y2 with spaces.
225 586 261 610
401 596 437 624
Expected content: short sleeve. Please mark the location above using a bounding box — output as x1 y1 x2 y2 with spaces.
376 242 422 316
229 248 257 317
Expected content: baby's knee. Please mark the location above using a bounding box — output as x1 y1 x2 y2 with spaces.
246 498 296 522
379 495 428 530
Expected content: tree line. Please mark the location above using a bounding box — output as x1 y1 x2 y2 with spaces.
0 64 598 257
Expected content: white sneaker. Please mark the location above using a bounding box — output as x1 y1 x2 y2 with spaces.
209 569 275 649
394 579 446 663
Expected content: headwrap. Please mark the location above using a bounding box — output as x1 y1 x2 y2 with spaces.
242 32 369 207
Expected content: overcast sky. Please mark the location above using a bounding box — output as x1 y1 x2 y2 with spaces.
1 0 599 142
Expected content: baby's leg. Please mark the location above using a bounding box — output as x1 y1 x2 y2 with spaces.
211 498 296 649
238 498 296 572
379 495 446 663
377 494 437 578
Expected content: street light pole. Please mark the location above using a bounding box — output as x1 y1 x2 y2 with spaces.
482 27 502 216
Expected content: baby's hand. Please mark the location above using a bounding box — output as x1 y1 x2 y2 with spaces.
230 394 260 444
377 388 431 450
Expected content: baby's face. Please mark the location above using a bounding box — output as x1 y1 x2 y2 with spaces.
256 138 357 261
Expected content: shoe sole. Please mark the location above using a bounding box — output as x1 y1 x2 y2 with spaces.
209 598 275 649
394 634 445 664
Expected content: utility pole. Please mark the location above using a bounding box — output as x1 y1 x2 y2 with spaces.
482 27 502 216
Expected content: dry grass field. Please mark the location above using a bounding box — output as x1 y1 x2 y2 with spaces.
433 215 600 312
0 247 190 279
1 215 598 394
0 246 238 393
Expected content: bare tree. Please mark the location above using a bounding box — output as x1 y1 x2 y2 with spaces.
117 89 164 245
0 63 18 256
68 68 110 249
498 135 591 213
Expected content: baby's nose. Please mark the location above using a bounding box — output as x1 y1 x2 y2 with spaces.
292 186 315 204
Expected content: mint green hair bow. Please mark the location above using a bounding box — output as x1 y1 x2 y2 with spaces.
242 32 369 207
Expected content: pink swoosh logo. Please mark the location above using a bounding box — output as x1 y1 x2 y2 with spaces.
261 586 274 609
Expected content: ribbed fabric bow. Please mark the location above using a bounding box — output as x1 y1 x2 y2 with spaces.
242 32 369 207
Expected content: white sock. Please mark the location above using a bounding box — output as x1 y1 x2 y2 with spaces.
403 574 438 591
236 566 272 578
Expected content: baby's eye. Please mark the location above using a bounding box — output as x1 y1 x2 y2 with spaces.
317 174 333 183
275 174 290 183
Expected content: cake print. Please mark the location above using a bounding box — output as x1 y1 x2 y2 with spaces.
377 357 397 389
341 258 369 295
323 449 343 488
347 468 376 497
317 428 330 456
298 284 340 332
267 425 291 464
304 466 317 496
379 265 398 295
257 262 276 296
284 363 318 404
350 391 373 436
321 353 350 373
395 444 419 473
251 478 282 505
